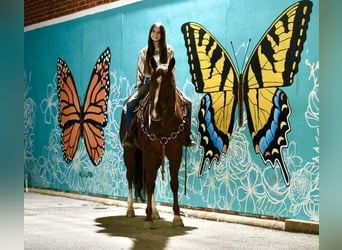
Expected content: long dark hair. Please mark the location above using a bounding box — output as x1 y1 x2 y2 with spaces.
145 23 168 75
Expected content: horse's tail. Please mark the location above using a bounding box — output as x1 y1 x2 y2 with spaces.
119 110 126 143
121 95 145 202
133 149 145 202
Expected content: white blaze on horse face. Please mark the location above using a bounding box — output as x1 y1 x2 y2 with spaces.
151 74 162 120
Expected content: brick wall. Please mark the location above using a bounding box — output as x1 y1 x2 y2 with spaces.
24 0 119 27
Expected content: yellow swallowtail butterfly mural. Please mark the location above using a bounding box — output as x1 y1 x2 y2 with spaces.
181 0 313 186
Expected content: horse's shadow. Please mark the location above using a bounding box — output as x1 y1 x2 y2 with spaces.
95 215 196 249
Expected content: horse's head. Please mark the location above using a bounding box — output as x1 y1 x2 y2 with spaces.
149 57 177 121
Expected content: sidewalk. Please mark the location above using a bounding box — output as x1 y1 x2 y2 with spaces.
24 189 319 250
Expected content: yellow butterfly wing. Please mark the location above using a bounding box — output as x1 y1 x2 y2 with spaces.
182 22 239 176
181 22 239 93
243 1 312 185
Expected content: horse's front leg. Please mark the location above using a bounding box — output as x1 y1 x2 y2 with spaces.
124 149 135 217
169 155 184 227
143 155 159 229
151 193 160 219
144 178 155 229
126 187 135 217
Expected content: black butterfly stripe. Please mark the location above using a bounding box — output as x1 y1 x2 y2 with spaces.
280 15 290 34
261 38 277 73
197 27 205 46
284 2 312 85
221 55 232 92
184 25 204 91
248 55 264 89
269 26 280 45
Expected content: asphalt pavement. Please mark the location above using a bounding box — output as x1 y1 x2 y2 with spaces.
24 190 319 250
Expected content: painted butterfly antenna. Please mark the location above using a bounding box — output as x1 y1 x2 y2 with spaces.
230 41 240 73
241 38 251 71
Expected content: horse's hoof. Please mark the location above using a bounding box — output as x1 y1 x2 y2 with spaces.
173 215 184 227
143 220 154 229
152 211 160 220
126 209 135 217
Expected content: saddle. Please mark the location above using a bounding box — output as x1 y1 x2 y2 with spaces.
134 88 188 122
128 85 189 143
135 91 150 122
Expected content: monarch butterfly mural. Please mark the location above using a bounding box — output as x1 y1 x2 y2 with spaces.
57 47 111 166
181 1 313 186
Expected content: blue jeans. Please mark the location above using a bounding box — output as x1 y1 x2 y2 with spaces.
125 83 149 132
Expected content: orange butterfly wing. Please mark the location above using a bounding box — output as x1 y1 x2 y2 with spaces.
57 57 82 163
57 47 111 165
82 48 111 165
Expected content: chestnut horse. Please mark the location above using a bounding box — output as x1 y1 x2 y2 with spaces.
120 57 186 228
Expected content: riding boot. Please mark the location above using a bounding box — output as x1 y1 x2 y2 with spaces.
122 115 137 148
183 102 196 147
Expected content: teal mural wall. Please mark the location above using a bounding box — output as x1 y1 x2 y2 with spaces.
24 0 319 222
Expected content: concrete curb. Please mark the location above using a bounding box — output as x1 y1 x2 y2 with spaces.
285 218 319 234
26 188 318 234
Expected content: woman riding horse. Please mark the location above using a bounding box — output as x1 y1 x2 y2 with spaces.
122 22 195 148
120 56 186 228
